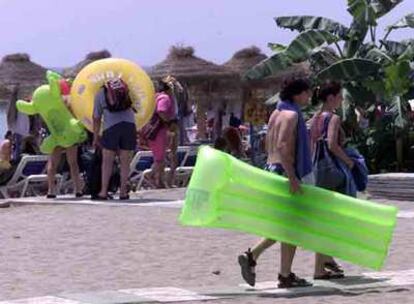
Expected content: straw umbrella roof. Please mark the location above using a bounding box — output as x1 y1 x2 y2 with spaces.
0 53 47 98
224 46 310 81
63 50 111 78
149 46 236 81
0 83 11 103
223 46 268 75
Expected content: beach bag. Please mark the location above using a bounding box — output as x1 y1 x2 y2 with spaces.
313 115 345 191
85 149 120 198
103 78 132 112
140 113 164 141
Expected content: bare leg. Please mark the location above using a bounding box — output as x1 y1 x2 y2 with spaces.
314 253 329 276
47 148 62 195
119 149 133 197
251 238 276 261
153 160 166 188
66 145 82 194
167 150 178 187
280 243 296 277
99 148 116 197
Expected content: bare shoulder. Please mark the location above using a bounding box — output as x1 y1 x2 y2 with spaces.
281 110 298 123
2 139 11 147
330 114 341 125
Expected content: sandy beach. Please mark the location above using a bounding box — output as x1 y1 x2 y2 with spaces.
0 191 412 303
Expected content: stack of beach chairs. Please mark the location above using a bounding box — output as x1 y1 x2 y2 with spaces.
367 173 414 201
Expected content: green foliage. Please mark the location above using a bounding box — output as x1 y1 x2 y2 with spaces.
347 0 377 26
245 30 339 80
384 61 412 97
388 13 414 30
316 58 381 82
275 16 349 38
267 43 287 52
248 0 414 172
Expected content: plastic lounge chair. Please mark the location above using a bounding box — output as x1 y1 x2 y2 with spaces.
176 146 190 167
182 147 197 167
0 155 52 198
129 150 154 185
174 166 194 187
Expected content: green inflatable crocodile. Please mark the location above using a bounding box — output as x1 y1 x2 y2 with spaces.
16 71 87 154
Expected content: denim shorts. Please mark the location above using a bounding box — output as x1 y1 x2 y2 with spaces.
264 163 285 176
264 163 315 185
101 122 137 151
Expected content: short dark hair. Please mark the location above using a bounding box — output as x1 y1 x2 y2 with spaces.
279 78 310 101
316 81 342 102
4 130 12 139
157 80 170 93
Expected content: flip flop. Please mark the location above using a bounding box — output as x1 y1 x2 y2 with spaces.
314 271 345 280
92 195 108 201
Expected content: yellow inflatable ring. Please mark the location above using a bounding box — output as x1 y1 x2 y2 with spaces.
70 58 155 132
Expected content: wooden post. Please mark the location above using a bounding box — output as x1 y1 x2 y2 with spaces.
196 103 207 140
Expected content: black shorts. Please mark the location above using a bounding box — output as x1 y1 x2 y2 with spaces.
101 122 137 151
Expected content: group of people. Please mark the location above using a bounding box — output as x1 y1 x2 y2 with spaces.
0 76 180 199
237 79 362 288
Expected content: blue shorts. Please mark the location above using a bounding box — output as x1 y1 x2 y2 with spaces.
264 163 285 176
101 122 136 151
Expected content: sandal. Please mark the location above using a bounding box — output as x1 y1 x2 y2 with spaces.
314 271 345 280
324 261 344 274
92 195 108 201
278 273 312 288
238 248 257 287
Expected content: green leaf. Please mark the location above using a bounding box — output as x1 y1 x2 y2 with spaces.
389 96 408 129
244 52 293 80
347 0 377 26
381 39 414 57
309 47 340 73
267 42 287 52
398 45 414 61
285 30 339 61
344 20 369 57
370 0 403 18
388 13 414 30
275 16 349 39
316 58 381 82
246 30 339 80
365 47 393 64
384 61 412 97
363 78 386 96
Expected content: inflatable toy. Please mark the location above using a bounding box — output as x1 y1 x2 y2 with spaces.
179 146 398 270
70 58 155 132
16 71 87 154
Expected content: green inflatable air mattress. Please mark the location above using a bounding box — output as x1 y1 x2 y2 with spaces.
179 146 397 270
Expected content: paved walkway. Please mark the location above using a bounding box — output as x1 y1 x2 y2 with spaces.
1 268 414 303
0 189 413 303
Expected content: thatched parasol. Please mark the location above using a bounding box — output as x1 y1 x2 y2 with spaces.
63 50 111 78
224 46 310 82
149 46 236 81
0 53 47 99
0 84 11 103
224 46 267 75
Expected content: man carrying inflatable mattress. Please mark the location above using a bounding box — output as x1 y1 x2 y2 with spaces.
179 79 397 289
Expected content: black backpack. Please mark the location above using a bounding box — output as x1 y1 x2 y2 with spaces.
103 78 133 112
